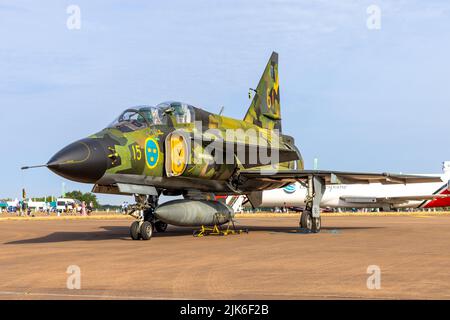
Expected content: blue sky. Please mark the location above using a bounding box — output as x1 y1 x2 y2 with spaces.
1 0 449 204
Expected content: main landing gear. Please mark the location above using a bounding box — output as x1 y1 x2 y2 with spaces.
128 194 167 241
299 176 325 233
299 210 321 233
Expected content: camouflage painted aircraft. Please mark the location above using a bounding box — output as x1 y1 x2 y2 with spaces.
23 52 440 240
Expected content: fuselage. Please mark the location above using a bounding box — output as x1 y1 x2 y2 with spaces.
48 102 302 195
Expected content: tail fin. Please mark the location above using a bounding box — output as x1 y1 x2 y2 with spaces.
243 52 281 131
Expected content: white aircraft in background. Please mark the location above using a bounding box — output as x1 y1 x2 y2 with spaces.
228 162 450 211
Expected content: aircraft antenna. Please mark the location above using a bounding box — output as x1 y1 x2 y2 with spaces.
21 164 48 170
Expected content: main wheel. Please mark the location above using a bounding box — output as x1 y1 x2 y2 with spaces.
155 221 168 232
130 221 141 240
300 210 313 232
311 216 321 233
140 221 154 240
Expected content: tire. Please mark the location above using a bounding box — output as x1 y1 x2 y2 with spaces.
155 221 168 232
299 212 304 228
140 221 153 240
311 217 321 233
299 211 307 229
130 221 141 240
300 211 313 231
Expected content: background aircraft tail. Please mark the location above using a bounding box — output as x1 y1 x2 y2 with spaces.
243 52 281 131
443 161 450 178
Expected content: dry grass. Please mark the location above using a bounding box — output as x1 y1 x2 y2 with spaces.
0 212 133 222
2 210 450 222
235 211 450 218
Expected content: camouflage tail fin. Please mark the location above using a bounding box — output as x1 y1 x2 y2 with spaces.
243 52 281 131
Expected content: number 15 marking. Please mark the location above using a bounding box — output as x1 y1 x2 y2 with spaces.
132 145 142 161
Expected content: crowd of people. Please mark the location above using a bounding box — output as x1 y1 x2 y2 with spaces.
0 201 95 216
60 201 94 216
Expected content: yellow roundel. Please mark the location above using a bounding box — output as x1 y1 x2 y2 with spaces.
170 134 187 176
145 138 160 169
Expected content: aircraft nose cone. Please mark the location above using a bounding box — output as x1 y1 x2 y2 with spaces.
47 139 108 183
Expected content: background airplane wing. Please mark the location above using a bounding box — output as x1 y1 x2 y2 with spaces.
238 170 442 185
340 194 450 204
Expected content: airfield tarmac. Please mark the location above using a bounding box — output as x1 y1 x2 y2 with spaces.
1 215 450 300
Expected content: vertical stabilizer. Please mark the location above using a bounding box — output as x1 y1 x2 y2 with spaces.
244 52 281 131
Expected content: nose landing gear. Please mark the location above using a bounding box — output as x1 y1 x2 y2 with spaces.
127 193 165 241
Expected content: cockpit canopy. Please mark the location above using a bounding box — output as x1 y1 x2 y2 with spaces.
156 101 194 124
108 102 195 132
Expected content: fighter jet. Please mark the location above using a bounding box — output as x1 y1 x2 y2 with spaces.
22 52 441 239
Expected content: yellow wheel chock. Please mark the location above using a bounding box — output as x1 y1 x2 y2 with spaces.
193 221 248 237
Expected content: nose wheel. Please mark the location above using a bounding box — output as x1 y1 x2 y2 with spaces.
129 221 155 240
128 193 160 241
140 221 154 240
130 221 141 240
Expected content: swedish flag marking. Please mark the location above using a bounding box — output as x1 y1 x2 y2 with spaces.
145 138 160 169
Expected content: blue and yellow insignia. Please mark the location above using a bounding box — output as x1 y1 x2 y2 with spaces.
145 138 160 169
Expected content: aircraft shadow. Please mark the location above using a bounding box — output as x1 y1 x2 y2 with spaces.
5 226 130 244
238 225 382 233
4 225 383 244
4 226 199 244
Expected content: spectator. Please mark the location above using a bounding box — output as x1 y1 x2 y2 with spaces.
81 201 87 216
122 202 129 214
21 201 27 217
88 201 94 214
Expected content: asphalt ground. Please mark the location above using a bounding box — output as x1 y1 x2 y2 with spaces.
0 215 449 299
